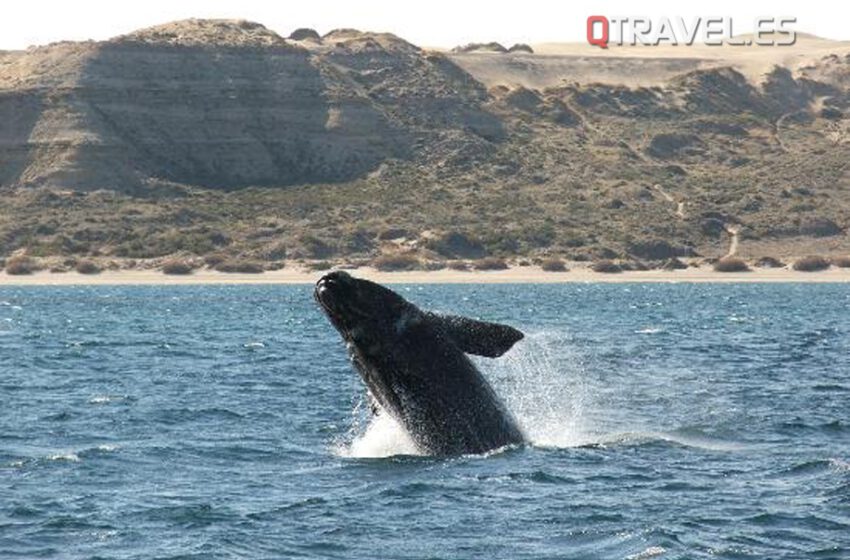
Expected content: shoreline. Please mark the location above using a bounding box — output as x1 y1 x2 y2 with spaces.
2 265 850 286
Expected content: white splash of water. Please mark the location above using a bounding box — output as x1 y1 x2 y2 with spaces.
340 413 421 458
337 330 595 458
486 330 595 448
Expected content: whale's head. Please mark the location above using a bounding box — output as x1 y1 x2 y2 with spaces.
315 270 415 350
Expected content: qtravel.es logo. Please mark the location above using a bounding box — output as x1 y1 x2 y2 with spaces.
586 16 797 48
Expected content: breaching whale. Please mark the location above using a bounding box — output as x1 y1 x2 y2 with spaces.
315 270 525 456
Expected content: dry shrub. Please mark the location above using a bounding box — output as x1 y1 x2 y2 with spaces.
662 258 688 270
306 261 334 271
754 256 785 268
204 253 228 268
215 260 264 274
423 261 446 271
75 260 101 275
592 260 622 273
5 256 39 275
831 256 850 268
792 255 831 272
540 258 567 272
473 257 508 271
713 257 750 272
372 253 421 271
447 260 469 271
161 259 196 275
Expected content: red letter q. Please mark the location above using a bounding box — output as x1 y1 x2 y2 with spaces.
587 15 609 48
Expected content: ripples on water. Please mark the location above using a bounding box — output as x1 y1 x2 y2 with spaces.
0 284 848 559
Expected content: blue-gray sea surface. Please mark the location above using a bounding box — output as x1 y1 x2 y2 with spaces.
1 283 848 559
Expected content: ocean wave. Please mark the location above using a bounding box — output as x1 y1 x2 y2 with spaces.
574 430 747 452
635 327 663 335
46 452 80 462
88 394 132 405
626 546 667 560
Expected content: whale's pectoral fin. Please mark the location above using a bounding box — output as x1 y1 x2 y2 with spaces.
428 313 524 358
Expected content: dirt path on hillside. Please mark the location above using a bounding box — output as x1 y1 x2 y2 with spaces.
723 225 740 257
652 184 686 218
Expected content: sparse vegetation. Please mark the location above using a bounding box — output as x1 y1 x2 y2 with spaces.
4 256 39 275
592 260 622 273
0 26 848 268
371 253 420 271
161 259 196 275
540 258 567 272
793 255 831 272
713 258 750 272
472 257 508 271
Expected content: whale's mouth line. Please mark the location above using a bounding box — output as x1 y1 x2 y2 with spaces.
314 283 340 320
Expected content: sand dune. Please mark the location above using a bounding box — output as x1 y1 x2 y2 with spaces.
449 33 850 88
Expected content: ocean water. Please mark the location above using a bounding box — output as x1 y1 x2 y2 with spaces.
1 283 848 559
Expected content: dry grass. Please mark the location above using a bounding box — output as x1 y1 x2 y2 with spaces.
792 255 831 272
4 256 39 275
371 253 421 271
472 257 508 271
540 257 567 272
713 257 750 272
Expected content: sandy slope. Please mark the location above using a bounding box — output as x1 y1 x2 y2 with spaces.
449 33 850 88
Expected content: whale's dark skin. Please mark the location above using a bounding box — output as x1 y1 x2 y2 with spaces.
315 271 526 456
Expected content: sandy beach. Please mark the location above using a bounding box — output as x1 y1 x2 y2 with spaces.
2 264 850 286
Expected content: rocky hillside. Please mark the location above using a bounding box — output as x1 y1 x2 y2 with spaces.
1 19 849 263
